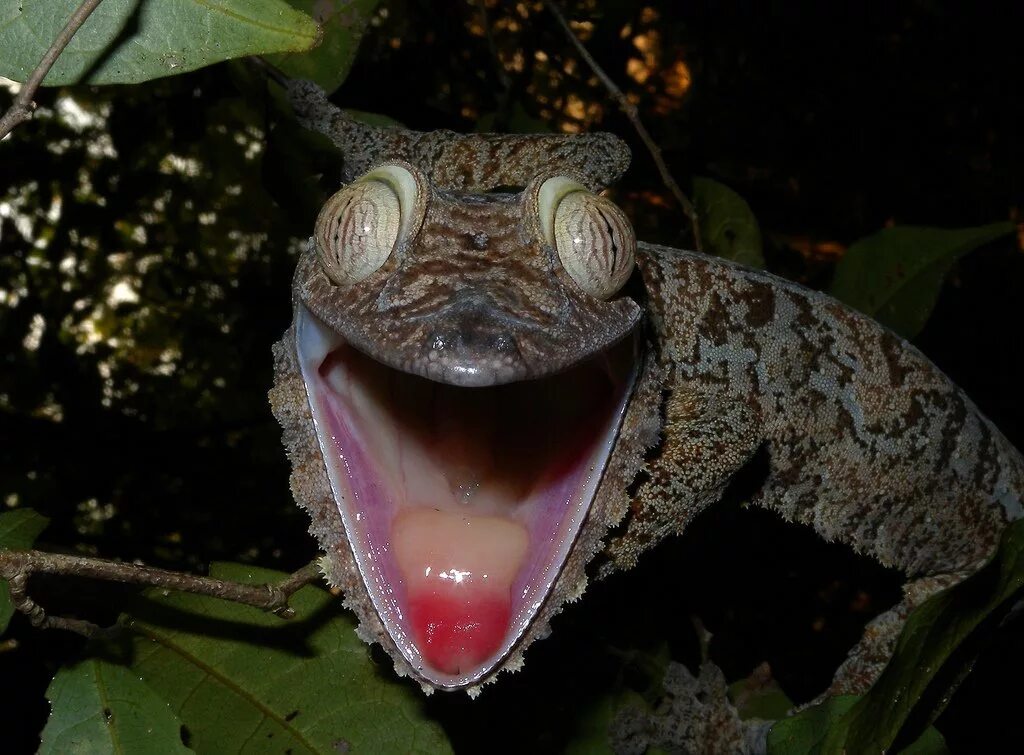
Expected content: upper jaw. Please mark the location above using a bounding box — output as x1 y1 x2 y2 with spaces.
294 303 643 689
293 248 643 388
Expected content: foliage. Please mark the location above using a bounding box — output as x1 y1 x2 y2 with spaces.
35 563 451 753
268 0 382 94
40 658 192 754
1 1 1021 752
115 563 449 754
692 177 765 269
768 518 1024 754
829 223 1015 338
0 0 318 86
767 696 949 755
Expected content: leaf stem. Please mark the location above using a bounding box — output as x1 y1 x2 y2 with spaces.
0 0 106 140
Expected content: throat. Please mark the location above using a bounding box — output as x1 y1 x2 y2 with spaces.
296 307 638 687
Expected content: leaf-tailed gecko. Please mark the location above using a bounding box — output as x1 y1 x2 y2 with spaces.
268 80 1023 741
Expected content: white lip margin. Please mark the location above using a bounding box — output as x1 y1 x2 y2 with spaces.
295 303 639 689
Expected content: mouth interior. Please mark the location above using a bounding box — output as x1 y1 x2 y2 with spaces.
297 307 637 688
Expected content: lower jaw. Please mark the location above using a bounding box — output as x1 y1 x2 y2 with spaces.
296 307 639 687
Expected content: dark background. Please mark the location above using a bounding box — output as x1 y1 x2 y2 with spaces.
1 1 1022 751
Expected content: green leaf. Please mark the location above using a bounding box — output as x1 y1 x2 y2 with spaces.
766 696 948 755
692 177 765 269
40 658 192 754
768 519 1024 754
0 0 319 86
834 518 1024 752
766 695 857 754
900 727 951 755
828 223 1014 338
0 508 49 635
728 668 793 721
267 0 380 94
121 562 451 754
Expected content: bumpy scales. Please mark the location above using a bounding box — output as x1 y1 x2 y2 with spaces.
269 80 1022 744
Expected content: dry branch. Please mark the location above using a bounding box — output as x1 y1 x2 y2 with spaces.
1 550 324 638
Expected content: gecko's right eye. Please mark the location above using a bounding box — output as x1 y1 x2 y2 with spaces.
315 164 422 286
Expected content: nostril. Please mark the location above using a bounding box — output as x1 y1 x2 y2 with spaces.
492 333 516 354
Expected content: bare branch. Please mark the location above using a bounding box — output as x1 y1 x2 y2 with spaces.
0 549 325 638
542 0 702 250
0 0 106 140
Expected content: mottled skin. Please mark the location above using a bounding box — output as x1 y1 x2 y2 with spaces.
270 81 1023 744
621 246 1023 698
295 185 640 387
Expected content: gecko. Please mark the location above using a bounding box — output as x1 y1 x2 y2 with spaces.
268 80 1023 748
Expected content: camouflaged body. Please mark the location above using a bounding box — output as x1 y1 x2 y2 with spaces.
611 245 1023 578
272 80 1024 706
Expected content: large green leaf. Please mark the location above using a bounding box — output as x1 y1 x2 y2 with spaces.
768 518 1024 754
692 177 765 269
39 658 193 754
0 0 319 86
268 0 380 94
119 562 451 754
0 508 49 635
829 223 1014 338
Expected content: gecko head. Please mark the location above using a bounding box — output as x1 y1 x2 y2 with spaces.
285 162 645 690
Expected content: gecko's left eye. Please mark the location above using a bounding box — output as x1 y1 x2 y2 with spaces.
314 164 421 286
538 176 636 299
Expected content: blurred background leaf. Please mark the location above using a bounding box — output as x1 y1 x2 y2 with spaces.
693 176 765 268
829 223 1014 338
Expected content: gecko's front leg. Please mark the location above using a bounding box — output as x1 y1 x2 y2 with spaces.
601 377 763 574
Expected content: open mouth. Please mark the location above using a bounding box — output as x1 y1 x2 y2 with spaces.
296 305 639 688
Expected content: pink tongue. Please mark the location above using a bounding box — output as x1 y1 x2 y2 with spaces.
392 509 528 675
406 589 510 676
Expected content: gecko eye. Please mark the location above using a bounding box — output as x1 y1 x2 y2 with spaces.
314 164 420 286
538 176 636 300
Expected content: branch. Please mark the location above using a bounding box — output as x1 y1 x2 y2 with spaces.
542 0 702 251
0 0 105 140
0 550 324 638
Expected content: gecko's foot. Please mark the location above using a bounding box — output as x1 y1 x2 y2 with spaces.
610 661 771 755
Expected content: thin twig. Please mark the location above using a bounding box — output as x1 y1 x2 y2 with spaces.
248 55 291 88
542 0 702 250
476 0 514 131
0 0 106 140
0 550 324 638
